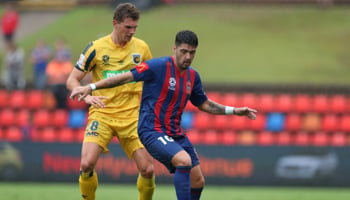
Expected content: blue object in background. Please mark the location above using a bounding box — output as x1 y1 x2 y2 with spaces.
266 112 285 132
181 111 194 130
68 109 87 129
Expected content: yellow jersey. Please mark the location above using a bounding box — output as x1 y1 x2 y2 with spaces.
75 35 152 118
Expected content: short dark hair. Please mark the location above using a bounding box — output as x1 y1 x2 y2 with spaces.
175 30 198 47
113 3 140 22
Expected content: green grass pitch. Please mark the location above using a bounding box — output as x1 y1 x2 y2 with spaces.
0 183 349 200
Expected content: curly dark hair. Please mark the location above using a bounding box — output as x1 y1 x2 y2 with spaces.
175 30 198 47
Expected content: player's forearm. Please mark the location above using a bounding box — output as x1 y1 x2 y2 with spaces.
66 77 81 91
94 71 135 90
198 100 226 115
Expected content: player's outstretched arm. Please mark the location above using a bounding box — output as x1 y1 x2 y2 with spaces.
197 99 257 120
70 71 135 102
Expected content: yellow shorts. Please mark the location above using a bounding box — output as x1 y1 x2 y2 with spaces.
83 113 144 159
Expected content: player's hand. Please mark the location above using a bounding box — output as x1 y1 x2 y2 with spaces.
235 107 257 120
83 95 107 108
70 85 91 101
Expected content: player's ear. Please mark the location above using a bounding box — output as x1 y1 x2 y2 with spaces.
113 20 118 26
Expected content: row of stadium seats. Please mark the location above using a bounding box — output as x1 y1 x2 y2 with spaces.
185 92 349 113
0 108 87 129
1 89 348 113
186 129 350 146
0 89 88 110
186 112 350 132
0 89 349 146
1 125 349 146
1 107 348 132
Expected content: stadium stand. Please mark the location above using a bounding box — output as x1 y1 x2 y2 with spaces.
1 89 350 147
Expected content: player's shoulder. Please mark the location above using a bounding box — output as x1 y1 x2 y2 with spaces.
81 35 109 55
131 37 149 47
147 56 171 65
92 35 110 46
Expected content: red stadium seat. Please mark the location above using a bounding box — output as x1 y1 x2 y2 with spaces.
248 113 266 131
75 128 86 143
312 131 329 147
213 115 229 130
284 113 302 131
330 132 346 147
52 109 69 127
30 127 41 142
276 131 292 146
0 89 9 108
111 137 119 144
229 115 248 131
40 127 57 143
340 114 350 132
257 131 274 146
192 113 211 130
275 94 293 113
220 130 237 146
27 90 45 110
321 114 338 132
294 131 310 146
16 109 30 127
0 108 16 126
44 91 57 110
0 128 3 140
9 90 26 109
294 94 311 113
67 96 88 110
57 127 75 143
237 130 256 146
4 126 23 142
257 93 275 112
240 93 257 108
186 129 201 145
206 91 221 102
329 94 346 113
312 94 329 113
302 113 321 132
221 93 240 107
202 129 220 145
33 109 51 127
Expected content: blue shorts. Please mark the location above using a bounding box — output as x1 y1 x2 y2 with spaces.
139 131 200 173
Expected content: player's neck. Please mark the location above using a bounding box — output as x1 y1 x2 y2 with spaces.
111 33 127 47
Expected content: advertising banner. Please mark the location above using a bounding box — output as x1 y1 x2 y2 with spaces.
1 141 349 186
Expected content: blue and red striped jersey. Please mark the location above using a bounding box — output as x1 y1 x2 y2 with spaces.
131 56 208 137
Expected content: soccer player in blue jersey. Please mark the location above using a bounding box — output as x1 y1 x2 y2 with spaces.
70 30 257 200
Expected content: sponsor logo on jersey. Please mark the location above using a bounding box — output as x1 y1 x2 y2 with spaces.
132 53 141 64
135 63 149 73
102 70 136 83
86 131 99 137
102 55 110 65
186 81 191 94
169 77 176 91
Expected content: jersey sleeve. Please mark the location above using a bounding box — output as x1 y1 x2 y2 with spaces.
131 58 162 82
75 42 96 72
190 71 208 106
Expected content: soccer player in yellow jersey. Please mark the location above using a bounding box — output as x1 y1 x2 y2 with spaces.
66 3 155 200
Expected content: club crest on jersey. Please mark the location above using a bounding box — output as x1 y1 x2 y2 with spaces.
169 77 176 91
132 53 141 64
102 55 109 65
186 81 191 94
